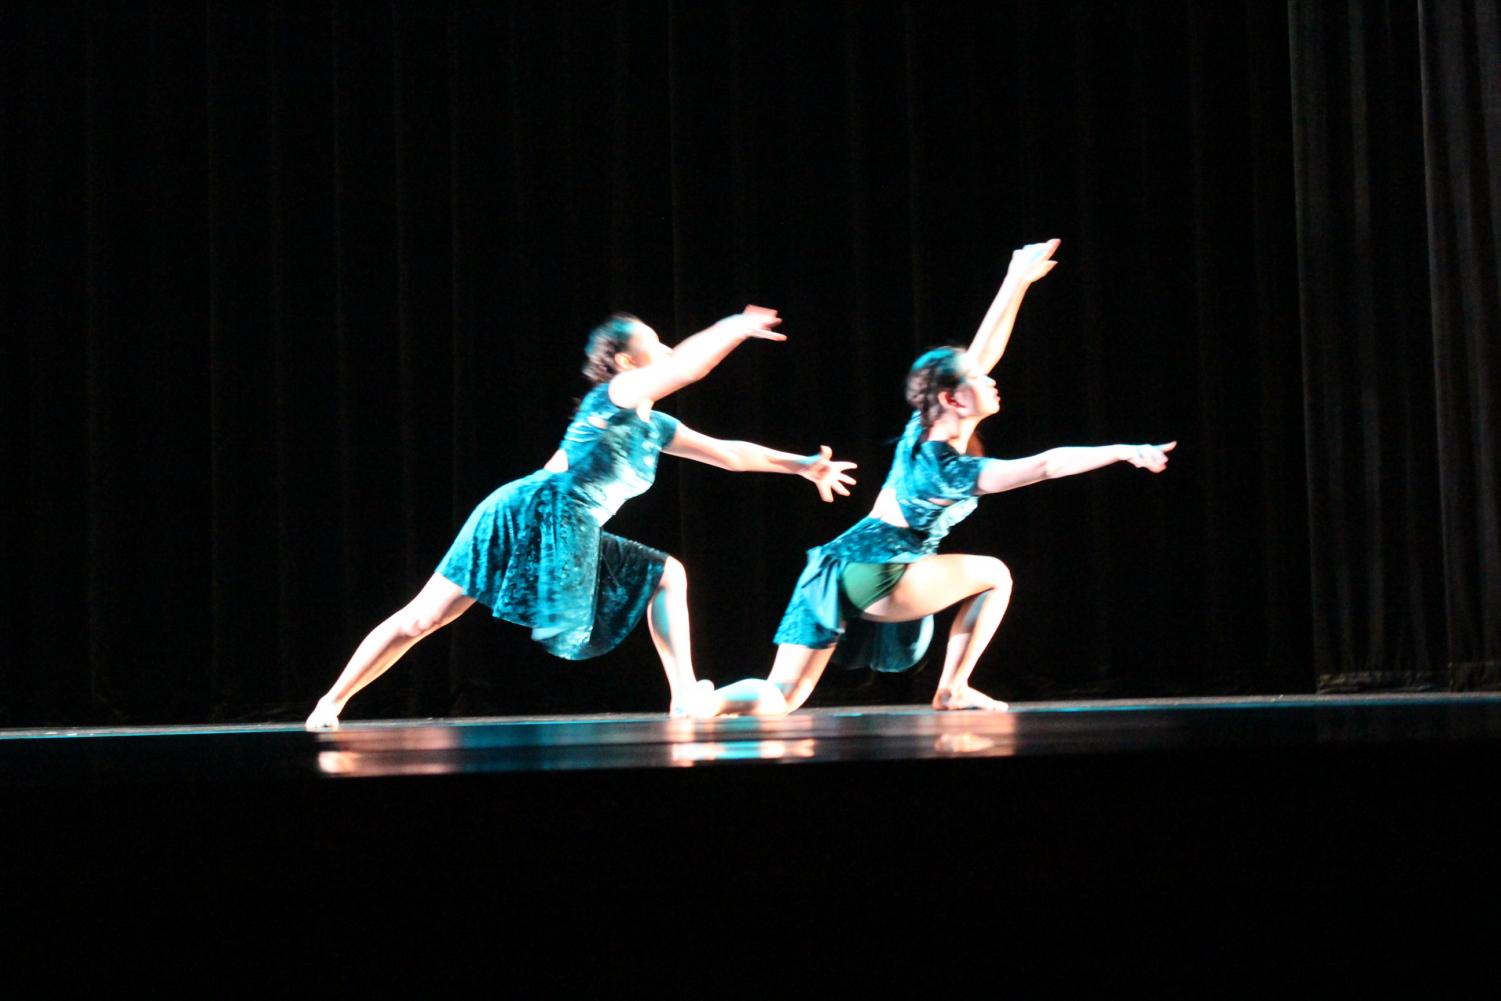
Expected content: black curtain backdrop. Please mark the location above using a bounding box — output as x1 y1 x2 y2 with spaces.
2 1 1496 725
1419 0 1501 689
1289 0 1501 690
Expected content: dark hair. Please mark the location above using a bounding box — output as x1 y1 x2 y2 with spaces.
582 313 642 384
905 346 986 456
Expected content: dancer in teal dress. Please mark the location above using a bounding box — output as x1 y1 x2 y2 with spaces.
717 240 1174 715
306 309 856 729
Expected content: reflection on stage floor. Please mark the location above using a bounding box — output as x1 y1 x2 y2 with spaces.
6 692 1501 786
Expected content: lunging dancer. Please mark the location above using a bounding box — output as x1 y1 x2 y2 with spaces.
306 309 856 730
717 240 1173 715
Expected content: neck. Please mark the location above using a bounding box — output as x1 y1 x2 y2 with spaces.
926 412 981 452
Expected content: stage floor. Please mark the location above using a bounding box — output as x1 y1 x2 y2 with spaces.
9 691 1501 980
6 691 1501 786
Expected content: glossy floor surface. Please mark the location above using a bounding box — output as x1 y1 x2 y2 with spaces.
6 692 1501 785
9 692 1501 985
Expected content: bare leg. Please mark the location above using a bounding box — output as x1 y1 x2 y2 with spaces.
766 644 838 713
862 554 1013 711
709 644 830 717
931 584 1013 709
305 574 476 731
646 556 718 717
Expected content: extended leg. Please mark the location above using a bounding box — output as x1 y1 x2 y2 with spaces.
306 574 476 730
707 643 831 717
646 556 717 717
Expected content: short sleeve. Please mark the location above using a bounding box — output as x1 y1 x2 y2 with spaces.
651 409 681 444
936 448 990 496
912 443 990 500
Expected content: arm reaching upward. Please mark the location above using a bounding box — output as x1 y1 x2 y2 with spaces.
966 238 1060 375
609 310 784 409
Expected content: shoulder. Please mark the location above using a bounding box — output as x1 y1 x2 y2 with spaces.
571 383 622 424
582 382 619 412
916 440 989 496
650 409 680 438
561 384 622 440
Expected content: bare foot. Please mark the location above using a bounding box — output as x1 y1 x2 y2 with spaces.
669 679 720 719
711 678 790 717
932 687 1009 712
305 698 343 732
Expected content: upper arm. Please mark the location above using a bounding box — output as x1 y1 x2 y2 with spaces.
607 363 695 410
660 421 740 470
974 455 1048 494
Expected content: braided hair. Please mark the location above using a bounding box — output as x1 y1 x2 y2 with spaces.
582 313 642 384
904 346 987 456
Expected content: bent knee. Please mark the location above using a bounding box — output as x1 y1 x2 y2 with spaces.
657 555 688 593
977 557 1013 593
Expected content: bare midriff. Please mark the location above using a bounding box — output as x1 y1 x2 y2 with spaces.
869 485 956 528
869 487 908 528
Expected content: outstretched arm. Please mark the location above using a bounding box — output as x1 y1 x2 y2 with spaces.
609 310 784 409
967 238 1061 375
975 441 1175 494
663 423 857 503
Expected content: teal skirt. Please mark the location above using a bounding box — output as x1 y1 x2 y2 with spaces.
773 523 935 674
436 471 666 661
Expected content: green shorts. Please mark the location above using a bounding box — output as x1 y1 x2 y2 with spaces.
840 561 908 612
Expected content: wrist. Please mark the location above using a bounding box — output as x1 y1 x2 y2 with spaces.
711 317 751 340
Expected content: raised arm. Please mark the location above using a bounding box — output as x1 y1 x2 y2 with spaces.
966 238 1061 375
975 441 1175 494
662 423 857 503
608 311 784 410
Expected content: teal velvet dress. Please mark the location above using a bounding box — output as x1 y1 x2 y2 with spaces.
773 412 994 672
436 382 681 660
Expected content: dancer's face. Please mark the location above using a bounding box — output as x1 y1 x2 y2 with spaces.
621 322 674 369
948 358 1001 419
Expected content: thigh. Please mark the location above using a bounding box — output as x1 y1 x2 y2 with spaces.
859 554 999 623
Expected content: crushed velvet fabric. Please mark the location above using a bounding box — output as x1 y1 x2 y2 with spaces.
436 382 680 660
774 412 995 672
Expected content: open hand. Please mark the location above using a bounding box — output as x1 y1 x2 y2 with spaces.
1126 441 1176 472
720 307 786 342
798 445 857 502
1008 238 1061 284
